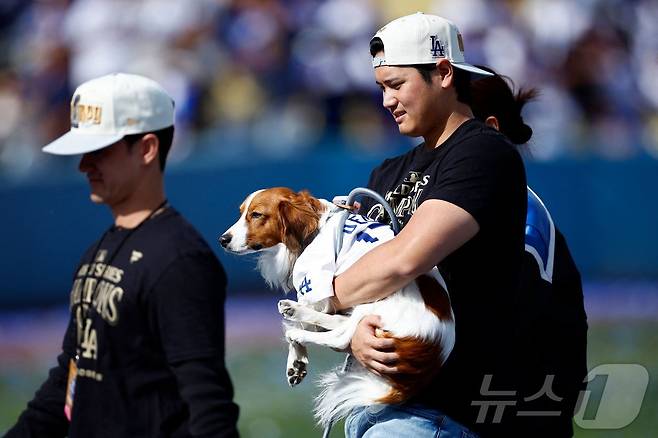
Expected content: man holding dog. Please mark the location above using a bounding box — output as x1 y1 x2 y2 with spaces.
7 73 239 437
331 13 527 437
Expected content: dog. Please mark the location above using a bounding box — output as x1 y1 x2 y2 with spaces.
219 187 455 427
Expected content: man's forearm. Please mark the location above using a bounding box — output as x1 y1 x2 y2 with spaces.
172 357 239 438
332 238 419 310
331 200 479 310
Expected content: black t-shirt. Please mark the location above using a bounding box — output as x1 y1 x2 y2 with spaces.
361 119 527 436
8 208 239 438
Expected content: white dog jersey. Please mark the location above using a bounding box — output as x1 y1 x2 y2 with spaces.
292 212 447 306
292 213 394 305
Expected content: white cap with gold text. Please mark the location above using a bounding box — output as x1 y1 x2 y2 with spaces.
42 73 175 155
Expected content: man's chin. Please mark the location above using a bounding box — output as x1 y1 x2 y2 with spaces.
398 125 418 137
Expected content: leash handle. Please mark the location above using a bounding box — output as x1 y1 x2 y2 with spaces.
335 187 399 255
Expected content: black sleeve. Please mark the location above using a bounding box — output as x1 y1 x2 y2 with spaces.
5 317 77 438
147 252 239 436
423 137 525 230
170 358 240 438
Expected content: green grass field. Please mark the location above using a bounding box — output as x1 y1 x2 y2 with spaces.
2 320 657 437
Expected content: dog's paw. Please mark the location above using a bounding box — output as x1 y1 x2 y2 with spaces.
287 359 308 387
278 299 300 320
285 328 303 344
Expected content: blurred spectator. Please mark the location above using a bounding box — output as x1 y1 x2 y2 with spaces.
0 0 656 180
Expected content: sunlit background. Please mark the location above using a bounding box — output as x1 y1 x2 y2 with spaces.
1 0 657 436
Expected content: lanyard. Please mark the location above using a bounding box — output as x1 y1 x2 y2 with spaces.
74 199 169 360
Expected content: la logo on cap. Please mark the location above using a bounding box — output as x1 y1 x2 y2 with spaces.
429 36 446 58
370 13 492 78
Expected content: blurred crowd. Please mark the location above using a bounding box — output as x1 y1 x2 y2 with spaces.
0 0 657 180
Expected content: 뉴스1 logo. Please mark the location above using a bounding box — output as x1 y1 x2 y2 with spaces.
70 94 102 128
471 363 649 429
430 35 446 57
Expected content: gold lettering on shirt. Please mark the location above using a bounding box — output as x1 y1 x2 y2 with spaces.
78 264 89 276
83 278 98 303
71 260 125 325
70 278 83 307
71 255 129 371
92 282 124 325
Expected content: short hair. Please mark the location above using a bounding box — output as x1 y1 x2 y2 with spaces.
370 37 471 104
123 125 175 171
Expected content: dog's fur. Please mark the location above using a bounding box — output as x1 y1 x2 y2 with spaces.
220 187 455 427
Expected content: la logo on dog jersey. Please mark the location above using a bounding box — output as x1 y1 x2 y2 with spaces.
298 276 312 295
430 35 446 57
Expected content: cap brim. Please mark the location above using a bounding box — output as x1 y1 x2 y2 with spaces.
42 131 124 155
452 62 494 79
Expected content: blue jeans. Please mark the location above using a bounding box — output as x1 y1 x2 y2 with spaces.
345 404 480 438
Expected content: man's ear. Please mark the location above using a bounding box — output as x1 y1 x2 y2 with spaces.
139 133 160 167
435 59 454 88
485 116 500 131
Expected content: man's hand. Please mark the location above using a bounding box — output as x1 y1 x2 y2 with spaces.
350 315 398 376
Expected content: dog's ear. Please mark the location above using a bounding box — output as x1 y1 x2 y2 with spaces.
279 191 321 253
297 190 323 213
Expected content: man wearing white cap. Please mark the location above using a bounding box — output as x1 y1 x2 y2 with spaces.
7 73 239 437
330 13 527 437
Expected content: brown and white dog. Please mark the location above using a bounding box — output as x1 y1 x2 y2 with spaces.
220 187 455 427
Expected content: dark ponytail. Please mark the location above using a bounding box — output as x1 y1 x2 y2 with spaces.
470 65 538 145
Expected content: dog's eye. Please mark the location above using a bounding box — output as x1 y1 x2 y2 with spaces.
250 212 263 220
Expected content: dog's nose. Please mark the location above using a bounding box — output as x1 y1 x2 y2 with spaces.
219 233 232 248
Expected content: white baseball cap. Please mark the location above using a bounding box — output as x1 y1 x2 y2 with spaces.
371 12 493 78
42 73 175 155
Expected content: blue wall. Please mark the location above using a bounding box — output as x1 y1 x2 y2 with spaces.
1 152 657 307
